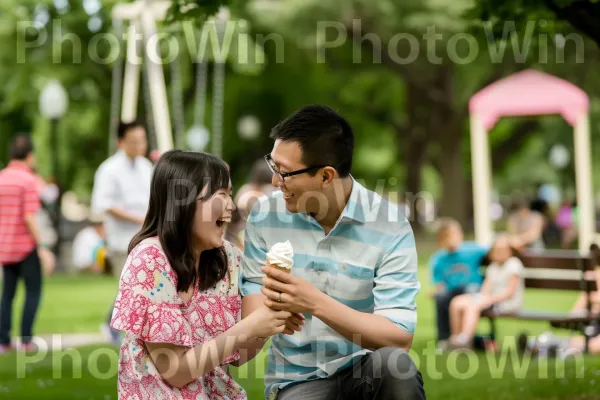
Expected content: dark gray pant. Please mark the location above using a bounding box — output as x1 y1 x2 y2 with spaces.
0 251 42 345
276 348 425 400
434 288 467 342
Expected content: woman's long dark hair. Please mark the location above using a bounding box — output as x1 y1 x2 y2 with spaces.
129 150 230 292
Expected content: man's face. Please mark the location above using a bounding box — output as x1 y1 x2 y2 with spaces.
119 126 148 158
269 140 324 214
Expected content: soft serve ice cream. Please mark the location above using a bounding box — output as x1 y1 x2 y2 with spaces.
266 241 294 273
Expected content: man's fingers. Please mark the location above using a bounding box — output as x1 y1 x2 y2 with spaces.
261 266 294 284
264 299 288 311
261 276 290 293
261 286 279 301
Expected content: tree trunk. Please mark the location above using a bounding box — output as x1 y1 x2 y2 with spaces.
403 136 427 232
438 133 467 226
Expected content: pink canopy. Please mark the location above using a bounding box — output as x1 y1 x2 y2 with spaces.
469 69 589 130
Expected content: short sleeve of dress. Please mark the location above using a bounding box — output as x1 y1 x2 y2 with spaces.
110 243 193 347
505 257 524 277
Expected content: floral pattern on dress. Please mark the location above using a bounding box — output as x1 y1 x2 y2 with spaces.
111 237 246 400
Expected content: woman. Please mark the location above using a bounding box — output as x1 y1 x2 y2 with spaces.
110 150 302 399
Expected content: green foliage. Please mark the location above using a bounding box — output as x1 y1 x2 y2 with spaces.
166 0 229 23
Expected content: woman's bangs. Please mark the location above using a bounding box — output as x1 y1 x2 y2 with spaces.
198 157 230 201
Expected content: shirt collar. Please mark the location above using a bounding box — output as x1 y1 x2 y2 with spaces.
7 160 33 173
340 177 367 224
300 176 367 225
116 149 139 167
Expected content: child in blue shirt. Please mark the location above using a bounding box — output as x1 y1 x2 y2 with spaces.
429 219 488 347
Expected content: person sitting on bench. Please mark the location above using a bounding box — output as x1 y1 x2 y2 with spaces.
429 218 488 349
448 234 525 349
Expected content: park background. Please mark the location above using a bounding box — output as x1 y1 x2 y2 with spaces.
1 0 600 399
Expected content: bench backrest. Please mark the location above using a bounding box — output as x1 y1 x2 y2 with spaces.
518 249 598 291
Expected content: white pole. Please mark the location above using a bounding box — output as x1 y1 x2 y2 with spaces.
470 114 493 246
121 20 142 122
140 8 174 152
574 112 595 253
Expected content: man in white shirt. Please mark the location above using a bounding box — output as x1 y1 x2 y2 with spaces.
91 121 152 342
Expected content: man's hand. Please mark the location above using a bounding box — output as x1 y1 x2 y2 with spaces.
260 266 324 315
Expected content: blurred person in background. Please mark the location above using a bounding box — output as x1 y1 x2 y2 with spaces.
33 172 59 269
429 218 489 349
225 159 275 249
449 234 524 349
71 213 111 274
91 120 152 343
507 198 546 251
0 135 55 353
555 199 578 249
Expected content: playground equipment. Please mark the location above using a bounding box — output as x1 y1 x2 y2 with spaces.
111 0 174 153
469 69 594 253
109 1 229 157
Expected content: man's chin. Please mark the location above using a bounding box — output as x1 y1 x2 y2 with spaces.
284 200 300 213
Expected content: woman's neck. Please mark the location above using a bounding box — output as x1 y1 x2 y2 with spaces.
192 242 206 266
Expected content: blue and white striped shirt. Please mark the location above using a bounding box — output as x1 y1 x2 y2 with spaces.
241 179 419 398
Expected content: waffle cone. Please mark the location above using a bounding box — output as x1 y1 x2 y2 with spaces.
266 259 292 274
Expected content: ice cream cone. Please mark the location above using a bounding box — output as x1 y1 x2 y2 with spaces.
266 259 291 274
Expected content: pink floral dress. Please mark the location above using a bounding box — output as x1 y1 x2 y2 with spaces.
110 237 247 400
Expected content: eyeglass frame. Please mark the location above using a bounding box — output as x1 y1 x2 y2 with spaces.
264 154 328 182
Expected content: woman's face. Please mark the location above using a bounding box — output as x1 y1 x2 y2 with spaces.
193 182 235 251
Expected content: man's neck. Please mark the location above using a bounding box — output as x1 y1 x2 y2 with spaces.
8 160 31 170
313 177 353 233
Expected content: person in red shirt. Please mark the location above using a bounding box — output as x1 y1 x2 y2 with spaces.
0 135 55 353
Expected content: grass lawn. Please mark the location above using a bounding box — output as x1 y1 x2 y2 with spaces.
9 274 118 334
1 250 599 399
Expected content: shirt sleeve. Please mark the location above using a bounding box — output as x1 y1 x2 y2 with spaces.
373 221 420 334
240 203 268 296
23 182 41 216
91 164 118 214
110 244 193 347
505 257 524 277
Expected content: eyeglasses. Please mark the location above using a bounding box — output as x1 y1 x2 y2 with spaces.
264 154 327 182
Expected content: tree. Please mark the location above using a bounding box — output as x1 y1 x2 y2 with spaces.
244 0 571 228
473 0 600 48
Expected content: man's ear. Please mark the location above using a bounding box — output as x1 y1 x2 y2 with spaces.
321 167 337 186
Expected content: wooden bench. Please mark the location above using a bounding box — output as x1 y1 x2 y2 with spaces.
482 248 599 353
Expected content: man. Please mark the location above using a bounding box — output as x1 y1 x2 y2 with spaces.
241 105 425 400
0 135 55 353
91 121 152 342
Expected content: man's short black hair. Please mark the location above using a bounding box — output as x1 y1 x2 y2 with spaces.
269 105 354 177
9 135 34 161
118 120 145 140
